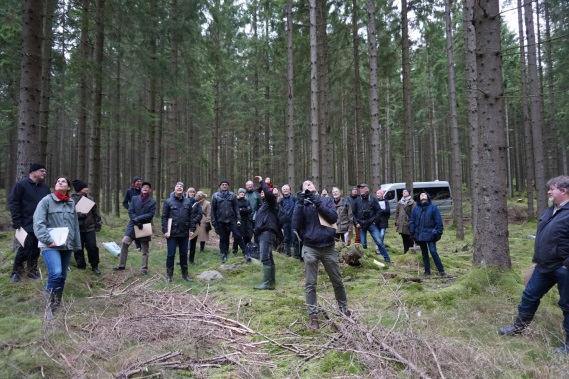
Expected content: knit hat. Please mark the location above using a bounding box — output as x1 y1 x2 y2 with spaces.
219 179 230 186
72 179 88 193
132 176 142 183
29 163 46 173
141 181 152 188
357 183 369 189
238 188 246 194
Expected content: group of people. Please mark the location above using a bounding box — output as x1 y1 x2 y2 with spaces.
7 164 569 349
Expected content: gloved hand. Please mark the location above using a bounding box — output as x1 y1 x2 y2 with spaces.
12 223 21 230
136 223 144 230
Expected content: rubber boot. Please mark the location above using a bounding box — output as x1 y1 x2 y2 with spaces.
554 335 569 354
254 266 275 290
498 316 530 336
307 314 320 330
181 266 191 282
269 265 276 288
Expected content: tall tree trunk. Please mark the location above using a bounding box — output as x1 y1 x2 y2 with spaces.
286 0 295 188
264 1 272 175
367 0 381 189
524 0 547 214
112 20 122 217
317 0 332 189
444 0 464 239
401 0 413 193
543 0 559 177
517 0 534 217
38 0 57 164
309 0 320 187
352 0 362 184
88 0 105 203
77 0 90 180
472 0 511 269
252 2 261 175
16 0 44 180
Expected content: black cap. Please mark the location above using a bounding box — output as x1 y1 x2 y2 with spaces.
219 179 230 186
357 183 369 188
72 179 88 193
29 163 46 173
141 181 152 188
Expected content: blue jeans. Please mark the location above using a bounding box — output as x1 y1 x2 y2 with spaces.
258 231 275 267
418 242 445 274
360 224 391 262
41 249 72 291
518 266 569 334
166 236 189 271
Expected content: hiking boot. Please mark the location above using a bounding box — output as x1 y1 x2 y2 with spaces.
10 272 21 283
339 305 352 317
141 268 148 275
438 271 447 277
113 266 125 271
232 249 238 255
27 270 41 280
307 314 320 330
92 267 101 276
254 266 275 290
498 317 529 336
181 267 191 282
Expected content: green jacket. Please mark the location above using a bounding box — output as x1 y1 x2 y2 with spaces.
33 193 82 251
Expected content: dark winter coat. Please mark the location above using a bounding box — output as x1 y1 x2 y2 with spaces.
123 187 141 210
161 194 202 238
254 182 282 239
211 190 240 226
334 197 352 234
237 197 253 238
352 195 380 230
292 193 338 248
374 199 391 229
125 194 156 241
279 195 297 225
71 193 102 233
533 202 569 272
409 199 443 243
8 178 51 233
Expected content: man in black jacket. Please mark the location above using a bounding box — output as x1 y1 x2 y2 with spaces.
292 180 349 329
8 163 50 282
211 180 246 262
499 176 569 354
162 182 202 282
253 177 281 290
352 184 391 264
71 180 102 275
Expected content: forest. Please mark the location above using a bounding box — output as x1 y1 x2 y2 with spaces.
1 0 569 376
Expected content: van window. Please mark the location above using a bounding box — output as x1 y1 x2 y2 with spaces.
384 190 396 201
413 187 451 201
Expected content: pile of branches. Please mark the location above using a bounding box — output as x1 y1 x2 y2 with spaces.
41 275 274 378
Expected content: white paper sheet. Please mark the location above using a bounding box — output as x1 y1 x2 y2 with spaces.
75 196 96 214
134 223 153 239
38 227 69 248
15 227 28 247
318 213 338 230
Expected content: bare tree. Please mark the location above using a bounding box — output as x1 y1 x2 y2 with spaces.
401 0 413 193
367 0 381 189
286 0 295 188
444 0 464 239
16 0 44 179
472 0 511 269
524 0 547 213
309 0 320 186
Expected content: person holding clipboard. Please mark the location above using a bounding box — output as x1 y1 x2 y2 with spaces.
71 180 102 275
33 177 81 319
114 182 156 274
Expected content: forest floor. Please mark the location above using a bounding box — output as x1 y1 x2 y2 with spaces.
0 196 568 378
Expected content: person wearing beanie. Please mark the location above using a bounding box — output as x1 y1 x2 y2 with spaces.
71 180 102 275
233 188 253 257
33 177 82 320
8 163 50 283
211 179 246 262
115 182 156 274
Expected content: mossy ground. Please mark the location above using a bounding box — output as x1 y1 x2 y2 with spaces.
0 195 568 377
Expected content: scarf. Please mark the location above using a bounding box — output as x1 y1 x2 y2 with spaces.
399 196 412 205
54 191 70 202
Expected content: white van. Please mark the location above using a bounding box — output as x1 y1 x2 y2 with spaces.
380 180 453 214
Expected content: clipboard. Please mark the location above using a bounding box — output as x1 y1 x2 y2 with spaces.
134 223 153 239
167 218 173 235
15 227 28 247
189 231 198 240
318 213 338 230
75 196 95 213
38 227 69 248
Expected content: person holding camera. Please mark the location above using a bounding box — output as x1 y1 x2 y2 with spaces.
409 192 445 276
292 180 350 329
115 182 156 274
